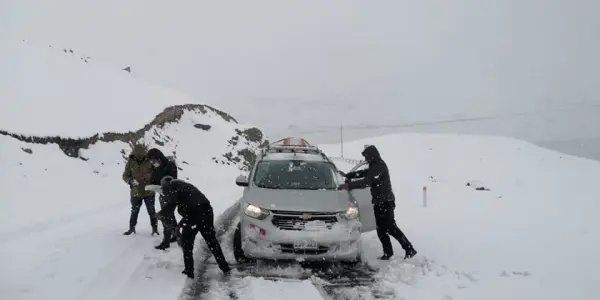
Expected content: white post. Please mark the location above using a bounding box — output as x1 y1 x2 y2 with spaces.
340 124 344 158
422 186 428 207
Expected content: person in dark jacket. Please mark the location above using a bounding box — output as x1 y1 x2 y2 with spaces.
122 144 159 236
156 176 231 278
339 145 417 260
147 148 179 250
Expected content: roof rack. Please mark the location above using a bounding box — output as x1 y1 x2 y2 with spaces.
261 137 322 156
258 137 337 167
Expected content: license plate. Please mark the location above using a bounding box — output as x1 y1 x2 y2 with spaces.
293 240 318 249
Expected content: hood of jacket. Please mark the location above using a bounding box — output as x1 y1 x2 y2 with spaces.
147 147 168 163
130 144 147 160
361 145 382 163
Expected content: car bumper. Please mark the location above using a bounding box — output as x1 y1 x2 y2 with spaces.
240 217 362 261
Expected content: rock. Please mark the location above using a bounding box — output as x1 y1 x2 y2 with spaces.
194 124 212 131
0 104 240 158
235 127 263 143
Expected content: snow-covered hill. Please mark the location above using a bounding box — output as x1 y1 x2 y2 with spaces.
4 0 600 151
0 39 267 300
0 38 237 138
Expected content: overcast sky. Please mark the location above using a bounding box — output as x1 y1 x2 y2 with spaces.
3 0 600 143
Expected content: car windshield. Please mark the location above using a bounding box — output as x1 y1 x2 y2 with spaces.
253 160 338 190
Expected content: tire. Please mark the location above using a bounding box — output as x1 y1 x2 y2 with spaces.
340 255 361 267
341 240 362 267
233 222 255 264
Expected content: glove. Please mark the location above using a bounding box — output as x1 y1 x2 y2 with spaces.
130 179 139 186
338 183 349 190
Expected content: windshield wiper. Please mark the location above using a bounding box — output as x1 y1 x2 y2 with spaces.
256 184 283 189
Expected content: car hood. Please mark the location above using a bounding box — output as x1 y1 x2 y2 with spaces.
242 188 353 213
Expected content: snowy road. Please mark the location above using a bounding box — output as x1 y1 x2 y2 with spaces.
179 197 400 300
177 157 423 300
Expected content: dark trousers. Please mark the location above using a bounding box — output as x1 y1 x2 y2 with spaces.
181 204 229 272
374 201 413 256
159 195 179 243
129 196 157 229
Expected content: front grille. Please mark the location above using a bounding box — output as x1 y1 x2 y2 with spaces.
270 210 336 216
271 211 338 231
279 243 330 255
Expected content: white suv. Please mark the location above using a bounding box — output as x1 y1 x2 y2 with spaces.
232 137 376 264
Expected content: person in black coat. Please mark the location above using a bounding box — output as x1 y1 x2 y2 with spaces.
339 145 417 260
156 176 231 278
147 148 179 249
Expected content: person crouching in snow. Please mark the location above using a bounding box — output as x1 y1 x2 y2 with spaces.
156 176 231 278
147 148 180 250
122 143 159 236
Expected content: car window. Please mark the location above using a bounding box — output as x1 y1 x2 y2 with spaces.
253 160 338 190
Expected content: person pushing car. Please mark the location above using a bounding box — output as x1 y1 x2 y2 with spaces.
338 145 417 260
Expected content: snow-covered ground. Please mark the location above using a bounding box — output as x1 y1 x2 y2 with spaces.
0 114 263 300
321 134 600 300
2 130 599 299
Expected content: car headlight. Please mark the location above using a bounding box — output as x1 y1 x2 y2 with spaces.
340 206 359 220
244 203 270 220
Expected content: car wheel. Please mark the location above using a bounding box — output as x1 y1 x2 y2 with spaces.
340 255 361 267
233 222 255 264
341 241 362 267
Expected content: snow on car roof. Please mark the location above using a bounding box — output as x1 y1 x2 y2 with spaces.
261 152 329 162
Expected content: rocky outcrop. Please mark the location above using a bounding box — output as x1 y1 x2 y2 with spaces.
213 129 268 172
1 104 264 170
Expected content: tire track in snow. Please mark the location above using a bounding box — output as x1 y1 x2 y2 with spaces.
306 262 396 300
180 202 243 300
183 201 395 300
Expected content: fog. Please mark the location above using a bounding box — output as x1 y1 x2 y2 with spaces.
3 0 600 158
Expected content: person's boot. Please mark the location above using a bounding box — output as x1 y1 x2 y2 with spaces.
169 236 178 243
404 247 417 259
155 241 170 250
182 268 194 279
378 253 393 260
123 227 136 235
219 261 231 274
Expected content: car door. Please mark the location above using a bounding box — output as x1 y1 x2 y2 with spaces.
346 161 377 233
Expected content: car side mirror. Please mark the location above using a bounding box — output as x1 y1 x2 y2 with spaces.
235 175 249 187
